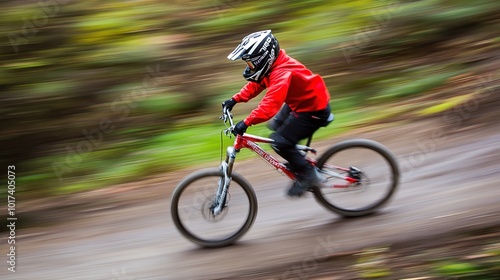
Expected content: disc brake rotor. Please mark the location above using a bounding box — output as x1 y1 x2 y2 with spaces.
201 194 230 222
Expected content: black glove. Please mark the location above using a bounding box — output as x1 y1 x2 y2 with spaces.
233 120 248 136
222 98 237 112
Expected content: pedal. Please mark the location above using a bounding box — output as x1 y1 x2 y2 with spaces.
297 145 317 154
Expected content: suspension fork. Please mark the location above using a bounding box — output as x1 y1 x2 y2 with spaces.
225 146 237 176
213 146 237 215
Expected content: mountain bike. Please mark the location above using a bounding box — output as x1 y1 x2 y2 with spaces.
170 107 400 247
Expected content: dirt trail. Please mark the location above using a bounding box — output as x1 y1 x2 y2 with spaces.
2 114 500 280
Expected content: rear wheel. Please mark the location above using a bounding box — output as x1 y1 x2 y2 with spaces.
313 139 400 217
170 168 258 247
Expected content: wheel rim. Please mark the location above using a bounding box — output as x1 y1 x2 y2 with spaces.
318 146 397 212
174 174 253 243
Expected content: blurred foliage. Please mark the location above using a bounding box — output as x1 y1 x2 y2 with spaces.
354 246 391 278
432 242 500 279
350 239 500 279
0 0 498 197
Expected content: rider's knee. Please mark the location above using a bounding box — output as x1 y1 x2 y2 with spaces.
270 132 294 152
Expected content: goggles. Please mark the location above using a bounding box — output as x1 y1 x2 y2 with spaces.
242 58 255 70
241 54 258 70
245 60 255 70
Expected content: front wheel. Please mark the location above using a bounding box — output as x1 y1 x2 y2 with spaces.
170 168 258 247
313 139 400 217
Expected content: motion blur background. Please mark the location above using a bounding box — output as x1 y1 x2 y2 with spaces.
1 0 498 199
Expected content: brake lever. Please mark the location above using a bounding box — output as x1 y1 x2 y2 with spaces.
221 108 233 123
221 127 232 139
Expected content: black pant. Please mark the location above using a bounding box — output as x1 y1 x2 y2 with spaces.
268 104 331 175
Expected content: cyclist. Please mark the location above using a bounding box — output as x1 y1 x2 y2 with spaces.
222 30 332 197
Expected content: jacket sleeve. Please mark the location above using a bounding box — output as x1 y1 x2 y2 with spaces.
244 71 292 126
232 82 265 103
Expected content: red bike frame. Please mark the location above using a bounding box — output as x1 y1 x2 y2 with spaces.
232 133 300 180
230 133 358 188
220 108 358 188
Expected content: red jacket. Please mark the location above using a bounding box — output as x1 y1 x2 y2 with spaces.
232 49 330 126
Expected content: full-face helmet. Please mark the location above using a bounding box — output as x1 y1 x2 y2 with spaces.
227 30 280 82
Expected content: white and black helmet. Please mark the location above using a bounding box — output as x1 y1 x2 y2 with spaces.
227 30 280 83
